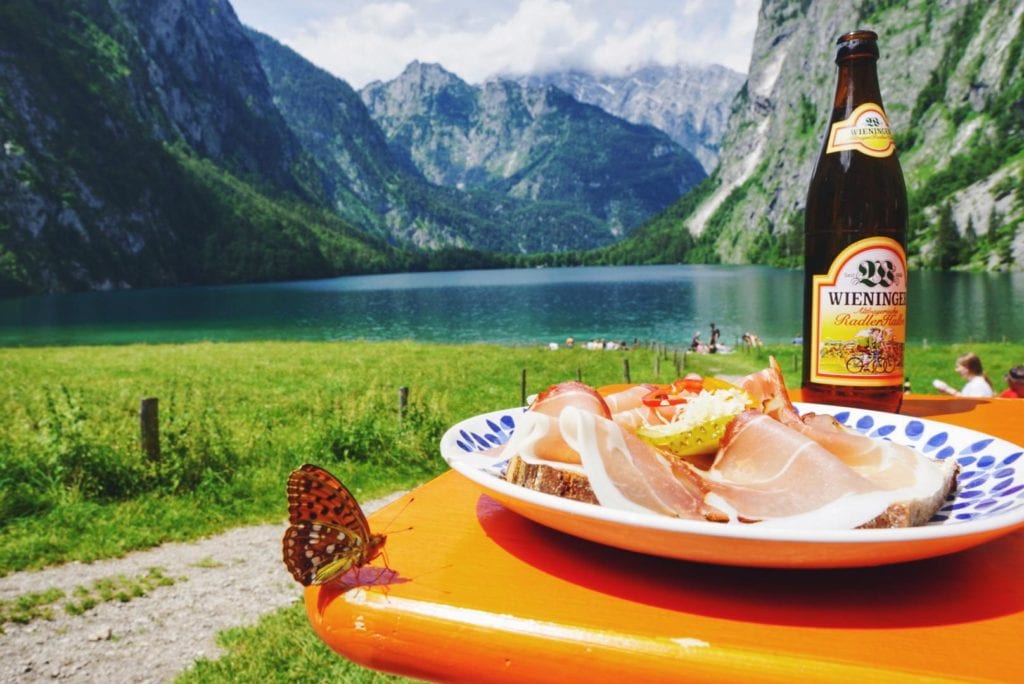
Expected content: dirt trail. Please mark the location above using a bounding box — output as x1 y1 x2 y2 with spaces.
0 492 405 683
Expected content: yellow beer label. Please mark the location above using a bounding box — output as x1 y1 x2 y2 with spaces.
810 237 906 387
826 102 895 158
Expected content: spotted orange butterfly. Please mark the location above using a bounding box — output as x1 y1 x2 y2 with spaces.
282 464 387 586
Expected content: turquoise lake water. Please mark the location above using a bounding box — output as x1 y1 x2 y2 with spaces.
0 265 1020 347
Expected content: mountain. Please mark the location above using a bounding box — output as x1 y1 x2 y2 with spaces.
0 0 406 295
361 62 707 240
610 0 1024 272
0 1 715 295
515 64 746 173
245 30 612 254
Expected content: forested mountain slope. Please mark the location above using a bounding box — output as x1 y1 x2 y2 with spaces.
603 0 1023 272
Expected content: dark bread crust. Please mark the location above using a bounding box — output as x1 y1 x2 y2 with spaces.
505 454 960 529
858 458 960 529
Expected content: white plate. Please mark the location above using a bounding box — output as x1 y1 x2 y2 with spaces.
440 403 1024 568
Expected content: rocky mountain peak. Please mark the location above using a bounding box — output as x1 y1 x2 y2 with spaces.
514 63 745 172
360 62 707 241
675 0 1024 270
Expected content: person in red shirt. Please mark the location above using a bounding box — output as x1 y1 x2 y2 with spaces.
999 366 1024 398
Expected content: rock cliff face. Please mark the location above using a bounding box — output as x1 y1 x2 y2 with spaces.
516 64 745 173
680 0 1023 270
361 62 707 239
0 0 392 295
115 0 308 194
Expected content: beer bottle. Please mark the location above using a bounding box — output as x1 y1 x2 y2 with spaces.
801 30 908 413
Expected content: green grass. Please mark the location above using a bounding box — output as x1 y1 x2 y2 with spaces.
63 566 178 616
2 340 1021 576
1 339 1021 682
0 586 64 632
0 340 690 573
178 601 411 683
0 567 177 632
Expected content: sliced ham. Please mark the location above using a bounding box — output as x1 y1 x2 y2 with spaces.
559 407 710 519
692 410 884 526
739 357 954 498
501 381 611 464
602 384 658 413
789 411 953 494
532 381 611 419
611 405 678 431
737 357 801 422
500 412 581 464
689 410 955 528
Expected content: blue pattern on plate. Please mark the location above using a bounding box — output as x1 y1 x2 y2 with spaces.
454 404 1024 526
455 412 521 454
870 424 897 438
904 420 925 439
827 407 1024 524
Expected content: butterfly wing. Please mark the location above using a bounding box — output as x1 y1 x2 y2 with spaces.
283 464 382 586
286 464 372 540
283 520 371 585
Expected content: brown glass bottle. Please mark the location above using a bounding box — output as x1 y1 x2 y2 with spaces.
801 30 908 413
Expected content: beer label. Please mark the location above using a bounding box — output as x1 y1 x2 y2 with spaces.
809 237 906 387
825 102 895 158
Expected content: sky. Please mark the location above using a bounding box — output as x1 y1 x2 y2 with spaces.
230 0 761 89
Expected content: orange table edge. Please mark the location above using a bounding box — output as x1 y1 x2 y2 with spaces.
306 395 1024 683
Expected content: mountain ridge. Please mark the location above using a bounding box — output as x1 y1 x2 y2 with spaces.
360 61 707 240
602 0 1023 272
513 63 745 173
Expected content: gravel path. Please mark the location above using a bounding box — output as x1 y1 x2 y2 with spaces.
0 492 405 683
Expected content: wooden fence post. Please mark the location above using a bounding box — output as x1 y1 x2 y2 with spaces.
398 386 409 424
623 358 631 384
140 397 160 462
521 368 527 406
655 355 660 378
576 367 582 382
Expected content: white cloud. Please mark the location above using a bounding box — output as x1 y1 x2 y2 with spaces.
231 0 760 88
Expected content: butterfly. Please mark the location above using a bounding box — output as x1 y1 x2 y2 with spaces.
282 464 387 586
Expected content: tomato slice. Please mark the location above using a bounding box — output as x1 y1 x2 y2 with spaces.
642 376 705 407
671 377 705 394
641 389 689 408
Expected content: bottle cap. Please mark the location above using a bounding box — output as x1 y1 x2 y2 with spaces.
835 29 879 62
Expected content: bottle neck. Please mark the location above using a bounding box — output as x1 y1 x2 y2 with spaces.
832 57 884 116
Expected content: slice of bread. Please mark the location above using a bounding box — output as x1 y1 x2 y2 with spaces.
505 454 960 528
858 457 960 528
505 455 597 504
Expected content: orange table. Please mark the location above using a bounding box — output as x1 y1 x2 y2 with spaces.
306 395 1024 683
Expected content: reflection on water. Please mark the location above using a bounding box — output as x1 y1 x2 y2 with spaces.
0 265 1019 346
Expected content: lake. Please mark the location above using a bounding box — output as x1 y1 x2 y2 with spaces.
0 265 1020 347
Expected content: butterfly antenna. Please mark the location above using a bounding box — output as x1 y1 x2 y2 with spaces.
379 495 415 535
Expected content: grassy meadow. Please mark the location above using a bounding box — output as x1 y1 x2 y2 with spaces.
2 339 1022 573
0 339 1021 682
0 339 767 573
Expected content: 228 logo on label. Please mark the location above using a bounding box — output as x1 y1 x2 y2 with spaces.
855 259 899 288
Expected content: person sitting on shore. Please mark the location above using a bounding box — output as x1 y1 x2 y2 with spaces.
999 366 1024 398
932 352 994 398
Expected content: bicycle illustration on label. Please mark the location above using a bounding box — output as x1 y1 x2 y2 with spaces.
820 327 904 376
